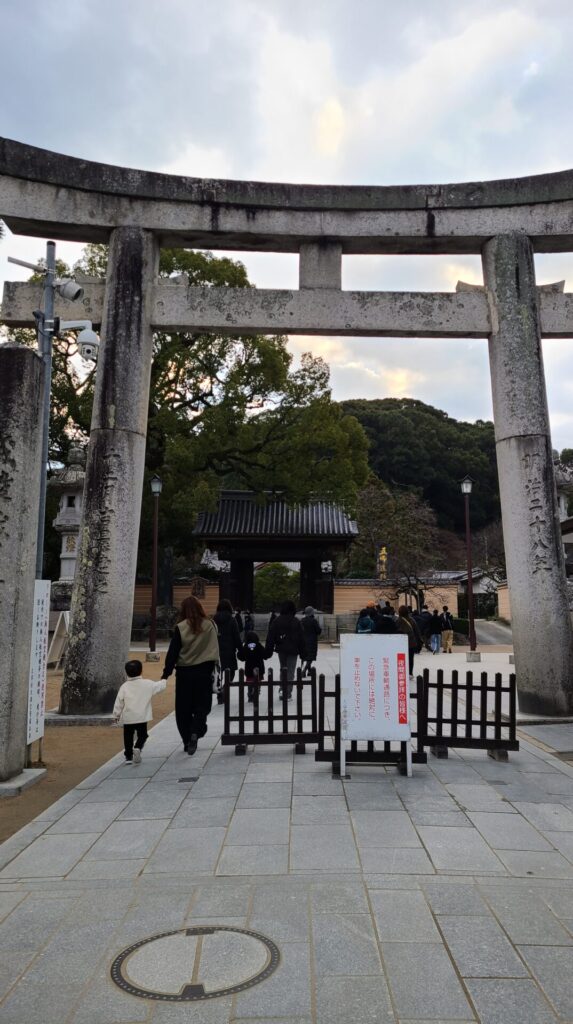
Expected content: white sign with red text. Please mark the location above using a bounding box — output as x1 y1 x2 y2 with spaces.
339 634 412 775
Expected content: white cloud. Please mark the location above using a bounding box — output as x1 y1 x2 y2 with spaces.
1 0 573 450
160 143 235 179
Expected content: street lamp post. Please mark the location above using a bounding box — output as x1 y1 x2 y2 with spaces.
35 241 57 578
461 476 477 652
149 475 163 653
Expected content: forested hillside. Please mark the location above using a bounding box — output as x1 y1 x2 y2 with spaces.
340 398 500 533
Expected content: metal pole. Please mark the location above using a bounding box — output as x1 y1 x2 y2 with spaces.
465 491 477 651
149 493 159 652
35 241 56 579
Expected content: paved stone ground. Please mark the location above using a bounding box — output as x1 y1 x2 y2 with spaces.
2 648 573 1022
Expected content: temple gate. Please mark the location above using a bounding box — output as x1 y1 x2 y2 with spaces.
193 490 358 612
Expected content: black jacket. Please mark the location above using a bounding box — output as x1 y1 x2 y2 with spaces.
301 614 321 660
213 610 242 671
419 610 433 637
265 614 305 658
373 613 398 635
239 640 266 680
440 611 454 631
429 613 443 635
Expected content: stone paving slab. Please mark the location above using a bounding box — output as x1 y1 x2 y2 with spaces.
465 978 558 1023
4 653 573 1021
381 941 473 1018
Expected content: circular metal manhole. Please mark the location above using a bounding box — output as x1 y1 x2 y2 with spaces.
110 925 280 1001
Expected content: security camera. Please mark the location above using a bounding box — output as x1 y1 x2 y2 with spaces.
55 278 84 302
57 319 100 362
77 327 100 362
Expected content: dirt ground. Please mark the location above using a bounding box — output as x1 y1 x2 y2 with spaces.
0 652 173 843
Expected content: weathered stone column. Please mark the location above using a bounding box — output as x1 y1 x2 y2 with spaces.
482 233 573 715
0 345 43 779
60 228 159 714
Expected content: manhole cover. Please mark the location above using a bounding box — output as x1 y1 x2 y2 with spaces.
110 926 280 1001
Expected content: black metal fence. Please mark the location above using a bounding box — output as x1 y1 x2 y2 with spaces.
220 667 319 755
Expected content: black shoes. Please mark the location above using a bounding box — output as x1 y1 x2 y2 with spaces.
187 734 198 756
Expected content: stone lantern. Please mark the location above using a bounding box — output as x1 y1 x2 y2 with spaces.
48 446 85 608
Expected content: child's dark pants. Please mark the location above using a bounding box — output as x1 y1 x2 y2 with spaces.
123 722 148 761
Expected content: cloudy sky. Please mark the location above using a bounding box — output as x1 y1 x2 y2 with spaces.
1 0 573 447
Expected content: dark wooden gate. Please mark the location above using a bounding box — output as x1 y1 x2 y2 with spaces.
418 668 519 757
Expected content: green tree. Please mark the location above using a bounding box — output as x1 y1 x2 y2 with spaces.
340 397 499 532
253 563 300 612
344 476 442 603
10 244 369 575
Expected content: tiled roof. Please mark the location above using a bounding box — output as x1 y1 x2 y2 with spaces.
194 491 358 539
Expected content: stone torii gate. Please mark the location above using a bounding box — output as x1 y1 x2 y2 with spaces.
2 138 573 717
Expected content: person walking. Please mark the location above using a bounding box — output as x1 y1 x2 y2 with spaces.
265 599 305 699
356 608 374 634
213 599 242 704
113 660 166 763
419 604 433 650
373 606 398 634
161 595 220 755
440 605 455 653
301 606 321 676
239 630 267 702
396 606 420 679
429 608 443 654
234 608 244 639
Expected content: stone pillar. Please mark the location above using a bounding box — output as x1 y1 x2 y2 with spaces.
60 228 159 714
0 345 43 779
482 233 573 715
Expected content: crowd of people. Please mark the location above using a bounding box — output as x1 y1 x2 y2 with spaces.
113 593 455 766
124 597 322 760
355 602 456 676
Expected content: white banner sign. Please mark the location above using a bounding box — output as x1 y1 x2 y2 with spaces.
27 580 51 744
340 634 412 775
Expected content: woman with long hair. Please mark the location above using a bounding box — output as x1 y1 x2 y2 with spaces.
161 595 220 755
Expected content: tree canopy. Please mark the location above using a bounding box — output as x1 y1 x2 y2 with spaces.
342 475 443 585
12 244 369 576
253 563 300 612
339 397 499 532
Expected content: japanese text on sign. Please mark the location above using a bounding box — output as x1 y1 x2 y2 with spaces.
27 580 51 744
340 635 411 743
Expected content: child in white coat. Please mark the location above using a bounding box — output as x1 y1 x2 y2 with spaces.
113 660 166 763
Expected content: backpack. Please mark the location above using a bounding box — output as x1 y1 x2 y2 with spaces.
356 616 373 634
